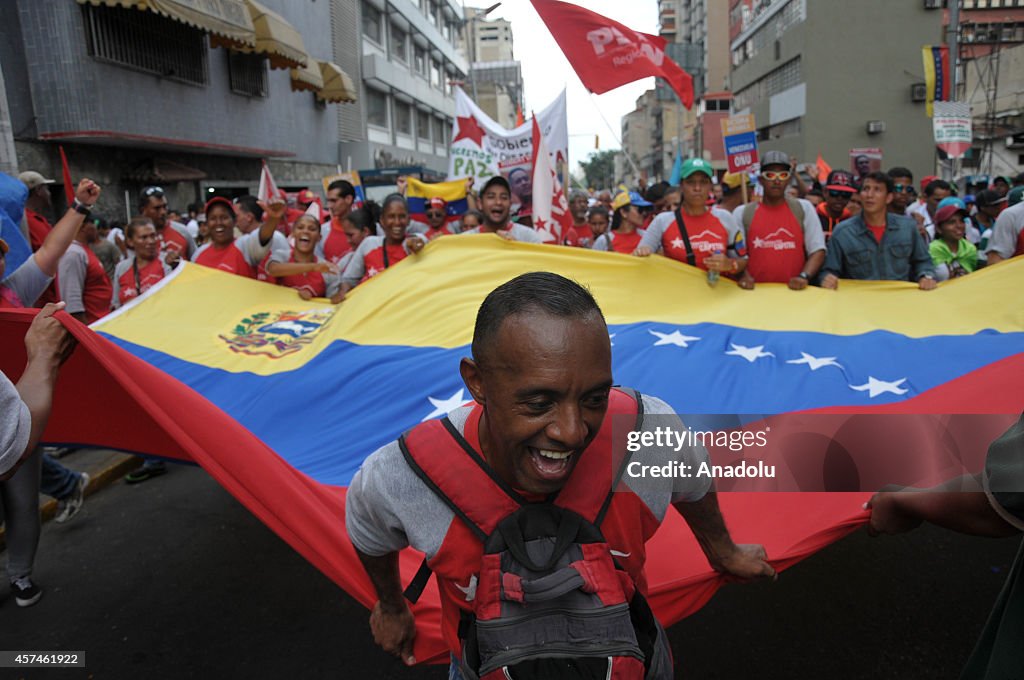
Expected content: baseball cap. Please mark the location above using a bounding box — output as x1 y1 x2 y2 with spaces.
427 197 447 211
1008 186 1024 207
0 238 8 255
611 190 653 212
920 175 940 192
934 203 967 226
481 175 510 195
992 175 1012 186
721 172 747 190
297 189 317 203
760 150 792 169
679 158 714 180
18 170 56 191
204 196 236 218
825 170 858 194
974 189 1007 208
937 196 967 212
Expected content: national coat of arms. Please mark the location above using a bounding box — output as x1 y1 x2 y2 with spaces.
219 308 336 358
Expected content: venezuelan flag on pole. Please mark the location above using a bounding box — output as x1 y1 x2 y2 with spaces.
406 177 469 225
2 238 1023 663
922 45 950 117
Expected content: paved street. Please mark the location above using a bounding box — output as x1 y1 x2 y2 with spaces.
0 463 1018 679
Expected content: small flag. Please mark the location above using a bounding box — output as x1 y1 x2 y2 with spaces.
515 105 525 127
669 150 684 185
531 116 573 244
258 160 279 204
816 154 832 184
406 177 469 225
59 146 74 205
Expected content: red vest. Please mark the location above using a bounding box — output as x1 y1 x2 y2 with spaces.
277 254 327 298
116 258 165 305
400 389 659 655
662 211 729 270
745 203 806 283
361 243 407 282
194 243 256 278
322 219 352 264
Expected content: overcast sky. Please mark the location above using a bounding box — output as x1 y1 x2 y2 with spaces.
476 0 660 175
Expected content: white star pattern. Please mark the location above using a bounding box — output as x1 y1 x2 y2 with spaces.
366 266 380 277
786 352 843 371
421 389 471 421
455 574 478 602
725 344 774 363
609 333 616 347
849 377 909 398
649 330 701 348
670 237 685 250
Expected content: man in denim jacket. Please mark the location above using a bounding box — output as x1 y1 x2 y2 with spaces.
821 171 936 291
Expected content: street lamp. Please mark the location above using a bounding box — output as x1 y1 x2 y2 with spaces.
464 2 502 102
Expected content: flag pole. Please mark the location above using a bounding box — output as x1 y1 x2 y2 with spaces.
588 92 642 183
740 172 748 205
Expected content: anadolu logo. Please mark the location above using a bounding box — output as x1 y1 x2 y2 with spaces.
219 308 336 358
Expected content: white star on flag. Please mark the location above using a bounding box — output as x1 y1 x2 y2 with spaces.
849 377 909 398
421 389 470 421
649 330 701 348
671 238 685 250
725 344 774 363
609 333 616 346
366 266 380 277
786 352 842 371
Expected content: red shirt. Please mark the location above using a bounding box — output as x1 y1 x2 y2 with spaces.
662 210 730 271
321 218 352 265
424 225 456 240
867 223 886 243
117 258 166 305
157 224 190 256
194 243 257 278
25 209 52 251
276 254 327 298
746 203 806 283
361 242 408 283
605 230 643 254
573 224 595 248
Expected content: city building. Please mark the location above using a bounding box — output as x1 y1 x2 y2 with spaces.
459 5 523 129
0 0 468 218
728 0 943 181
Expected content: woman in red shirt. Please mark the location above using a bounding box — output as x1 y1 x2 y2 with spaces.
191 197 284 277
337 194 426 300
268 215 341 301
593 191 648 254
112 217 172 307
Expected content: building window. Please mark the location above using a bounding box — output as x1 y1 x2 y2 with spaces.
366 88 389 128
81 4 208 85
414 45 427 76
395 100 412 135
390 24 407 62
433 117 446 145
428 1 439 27
227 51 268 97
417 109 431 140
431 60 442 89
362 2 383 44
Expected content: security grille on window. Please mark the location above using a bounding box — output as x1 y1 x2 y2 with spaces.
228 52 268 98
81 4 208 85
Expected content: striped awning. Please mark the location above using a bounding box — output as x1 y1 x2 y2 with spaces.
289 56 324 92
316 61 358 104
76 0 256 49
235 0 307 70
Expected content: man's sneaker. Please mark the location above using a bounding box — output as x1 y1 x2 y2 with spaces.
11 577 42 607
55 472 89 524
125 461 167 484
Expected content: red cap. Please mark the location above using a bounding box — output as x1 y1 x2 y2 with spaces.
428 197 447 211
298 189 316 204
920 175 939 192
204 196 236 218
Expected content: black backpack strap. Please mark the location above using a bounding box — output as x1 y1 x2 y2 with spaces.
595 388 646 527
673 206 697 266
403 557 433 604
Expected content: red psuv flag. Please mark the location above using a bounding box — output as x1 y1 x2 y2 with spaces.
530 0 693 109
530 116 573 244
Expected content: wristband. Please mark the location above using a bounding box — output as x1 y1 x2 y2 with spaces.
799 272 809 280
72 199 92 216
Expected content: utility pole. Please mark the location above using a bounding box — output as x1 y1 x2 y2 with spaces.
944 0 961 182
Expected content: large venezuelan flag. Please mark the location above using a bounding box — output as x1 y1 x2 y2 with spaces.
2 236 1022 664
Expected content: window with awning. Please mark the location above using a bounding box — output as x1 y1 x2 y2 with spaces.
76 0 256 49
211 0 308 70
316 61 358 104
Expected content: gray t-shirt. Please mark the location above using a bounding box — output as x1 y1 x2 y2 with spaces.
346 393 711 558
1 256 51 308
985 202 1024 260
0 370 31 477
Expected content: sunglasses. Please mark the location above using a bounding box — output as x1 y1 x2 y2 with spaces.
828 190 853 199
142 186 165 197
761 171 791 182
425 210 445 218
893 184 913 193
